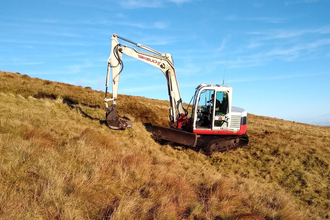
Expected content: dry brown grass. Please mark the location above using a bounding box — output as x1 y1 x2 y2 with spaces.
1 70 329 219
211 115 330 219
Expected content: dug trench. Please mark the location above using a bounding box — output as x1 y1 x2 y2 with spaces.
32 92 172 147
33 92 107 125
32 92 221 155
33 92 249 156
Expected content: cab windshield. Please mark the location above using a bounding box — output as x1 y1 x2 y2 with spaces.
193 89 229 129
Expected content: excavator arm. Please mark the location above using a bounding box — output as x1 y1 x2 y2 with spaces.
104 34 187 129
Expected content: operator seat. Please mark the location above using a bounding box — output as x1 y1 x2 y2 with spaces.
219 95 228 115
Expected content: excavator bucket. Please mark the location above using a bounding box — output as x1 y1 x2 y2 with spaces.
106 105 132 130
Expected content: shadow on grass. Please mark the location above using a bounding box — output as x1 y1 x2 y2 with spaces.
62 97 107 126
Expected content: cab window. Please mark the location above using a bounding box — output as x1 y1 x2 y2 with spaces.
215 91 229 115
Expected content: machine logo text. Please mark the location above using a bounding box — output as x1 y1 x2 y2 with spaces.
138 55 160 65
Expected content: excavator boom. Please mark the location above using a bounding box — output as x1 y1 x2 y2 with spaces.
104 33 187 129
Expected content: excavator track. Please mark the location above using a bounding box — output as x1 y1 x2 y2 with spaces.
197 134 249 155
153 126 249 155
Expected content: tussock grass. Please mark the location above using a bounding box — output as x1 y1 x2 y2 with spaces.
1 71 329 219
211 115 330 219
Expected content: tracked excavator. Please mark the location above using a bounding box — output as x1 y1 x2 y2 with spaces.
104 34 248 154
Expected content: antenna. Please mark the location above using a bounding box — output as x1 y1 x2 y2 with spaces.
222 53 228 85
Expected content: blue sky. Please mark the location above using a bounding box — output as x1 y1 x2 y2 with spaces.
1 0 330 126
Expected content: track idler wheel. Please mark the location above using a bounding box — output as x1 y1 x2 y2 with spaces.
106 105 132 130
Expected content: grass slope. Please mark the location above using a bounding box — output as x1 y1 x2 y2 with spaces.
0 71 329 219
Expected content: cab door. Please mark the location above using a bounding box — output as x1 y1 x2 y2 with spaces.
192 88 214 130
212 90 231 130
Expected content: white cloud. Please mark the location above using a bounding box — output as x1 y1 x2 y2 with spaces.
0 39 87 46
225 15 237 21
249 17 288 24
175 65 201 76
0 60 44 66
119 0 163 9
224 15 288 24
229 71 330 84
168 0 192 5
228 26 330 67
135 35 174 46
120 84 166 93
119 0 194 7
66 60 93 74
216 38 228 53
115 21 168 30
154 21 168 29
305 0 319 3
249 25 330 40
247 40 263 49
223 38 330 68
285 0 319 6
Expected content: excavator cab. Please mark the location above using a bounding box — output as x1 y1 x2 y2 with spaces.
191 84 233 132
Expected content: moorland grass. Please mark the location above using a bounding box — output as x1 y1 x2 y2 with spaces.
1 71 329 219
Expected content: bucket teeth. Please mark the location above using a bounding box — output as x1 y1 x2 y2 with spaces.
106 105 132 130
